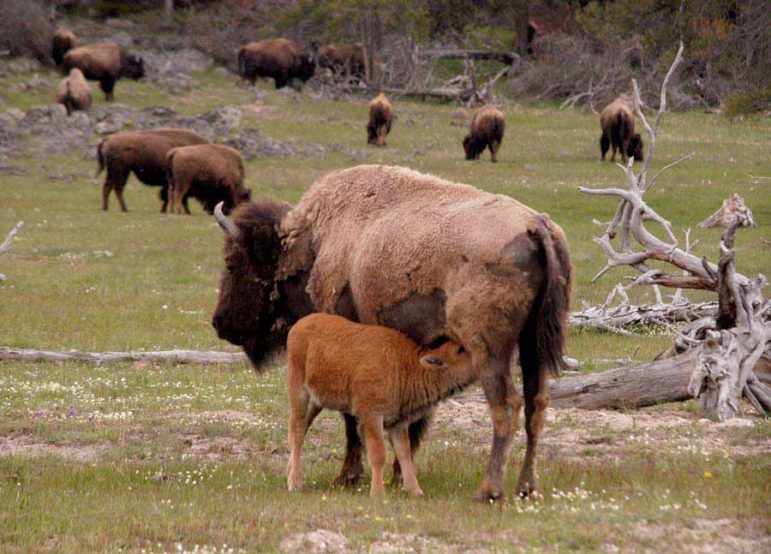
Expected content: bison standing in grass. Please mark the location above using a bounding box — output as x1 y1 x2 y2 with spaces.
52 26 76 66
317 43 365 81
56 68 91 115
237 39 315 90
463 105 505 163
211 164 572 501
599 97 644 163
367 93 393 146
96 128 208 212
166 144 251 215
62 42 144 101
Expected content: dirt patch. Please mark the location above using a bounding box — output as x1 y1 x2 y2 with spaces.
0 435 107 463
629 518 770 554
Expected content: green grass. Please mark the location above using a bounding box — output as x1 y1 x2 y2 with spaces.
0 63 770 551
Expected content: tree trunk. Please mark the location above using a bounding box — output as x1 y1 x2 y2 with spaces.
0 347 246 365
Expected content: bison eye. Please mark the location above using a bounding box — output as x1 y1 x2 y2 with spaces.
457 345 466 354
226 263 236 272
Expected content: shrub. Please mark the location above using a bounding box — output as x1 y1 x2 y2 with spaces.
724 88 771 117
0 0 54 64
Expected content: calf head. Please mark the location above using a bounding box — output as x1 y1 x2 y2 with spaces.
419 340 471 372
628 132 644 161
212 200 292 369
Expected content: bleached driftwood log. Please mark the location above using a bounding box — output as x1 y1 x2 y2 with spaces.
579 42 770 420
698 193 755 229
423 49 521 65
0 347 247 365
0 220 23 281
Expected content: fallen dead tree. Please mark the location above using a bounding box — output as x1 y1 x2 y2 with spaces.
0 220 23 281
0 347 246 365
423 49 521 65
578 42 770 420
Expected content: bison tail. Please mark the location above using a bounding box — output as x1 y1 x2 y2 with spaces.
521 216 571 377
95 139 106 177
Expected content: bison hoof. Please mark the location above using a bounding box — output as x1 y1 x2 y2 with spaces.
516 480 538 498
474 479 504 503
332 471 363 488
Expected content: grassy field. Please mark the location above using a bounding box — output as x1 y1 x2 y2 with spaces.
0 65 769 552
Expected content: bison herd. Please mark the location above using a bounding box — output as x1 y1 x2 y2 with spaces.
42 23 650 501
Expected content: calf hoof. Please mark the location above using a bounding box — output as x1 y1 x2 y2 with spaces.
287 479 302 492
474 478 503 503
406 487 424 497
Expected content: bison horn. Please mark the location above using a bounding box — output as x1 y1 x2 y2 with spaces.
214 202 241 239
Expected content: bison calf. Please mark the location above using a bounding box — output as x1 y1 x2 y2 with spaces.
286 313 476 498
237 39 315 90
599 98 644 163
318 43 365 81
367 93 393 146
52 26 76 66
97 128 208 212
62 42 144 101
463 105 505 162
56 68 92 115
166 145 250 215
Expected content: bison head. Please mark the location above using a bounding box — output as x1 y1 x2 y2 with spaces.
297 53 316 82
211 200 292 369
628 132 644 162
122 54 145 80
463 134 483 160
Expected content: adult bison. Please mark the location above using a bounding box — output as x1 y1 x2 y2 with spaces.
96 128 208 212
211 164 572 501
166 144 251 215
62 42 144 101
52 26 76 66
237 39 315 90
317 43 365 80
599 97 644 163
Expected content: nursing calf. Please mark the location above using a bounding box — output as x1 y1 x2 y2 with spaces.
286 313 475 497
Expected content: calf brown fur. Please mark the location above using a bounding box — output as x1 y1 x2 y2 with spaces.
367 93 393 146
96 128 208 212
463 105 505 162
62 42 144 101
286 313 475 498
166 144 250 215
52 26 76 66
56 68 92 115
599 98 644 163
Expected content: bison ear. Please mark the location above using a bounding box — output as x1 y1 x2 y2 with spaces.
419 354 446 370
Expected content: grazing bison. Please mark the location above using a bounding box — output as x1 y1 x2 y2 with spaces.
96 128 208 212
166 144 251 215
211 164 572 501
317 43 365 80
463 105 505 163
52 26 76 66
56 68 92 115
62 42 144 101
599 98 644 163
237 39 315 90
367 93 393 146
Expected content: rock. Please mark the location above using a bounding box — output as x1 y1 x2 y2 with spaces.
95 120 124 135
214 66 235 79
200 107 242 135
110 31 134 49
5 58 41 73
280 530 349 554
24 74 49 92
19 105 68 134
224 128 294 159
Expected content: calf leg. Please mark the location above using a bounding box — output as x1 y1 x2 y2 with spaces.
516 343 550 497
392 413 432 484
333 413 364 487
359 414 388 498
389 428 423 496
475 355 522 502
286 392 321 491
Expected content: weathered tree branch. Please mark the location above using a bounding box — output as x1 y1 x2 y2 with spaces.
0 347 247 365
0 220 23 281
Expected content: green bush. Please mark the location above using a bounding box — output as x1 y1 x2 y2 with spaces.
724 88 771 117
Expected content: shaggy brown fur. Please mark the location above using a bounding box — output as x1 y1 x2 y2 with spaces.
463 105 505 163
166 144 250 215
286 313 475 497
367 93 393 146
212 164 572 501
62 42 144 101
96 128 208 212
52 26 76 66
56 68 91 115
599 98 644 163
237 38 315 90
317 43 364 80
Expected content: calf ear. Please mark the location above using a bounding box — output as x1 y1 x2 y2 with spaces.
419 355 446 370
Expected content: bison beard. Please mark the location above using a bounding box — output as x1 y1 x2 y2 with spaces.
212 165 571 501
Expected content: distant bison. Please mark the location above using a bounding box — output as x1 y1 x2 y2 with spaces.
367 93 393 146
317 43 365 80
237 39 315 90
463 105 505 163
166 144 251 215
52 26 76 66
62 42 144 101
56 68 92 115
599 98 644 163
96 128 208 212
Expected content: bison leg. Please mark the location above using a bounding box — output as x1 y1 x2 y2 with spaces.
475 356 522 502
490 141 500 163
359 414 387 498
159 187 169 213
610 143 617 162
600 133 610 161
333 413 365 487
183 195 191 215
516 344 550 497
100 76 116 102
113 183 129 212
102 167 129 212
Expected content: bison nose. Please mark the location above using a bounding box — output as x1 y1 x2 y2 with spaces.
212 313 223 331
